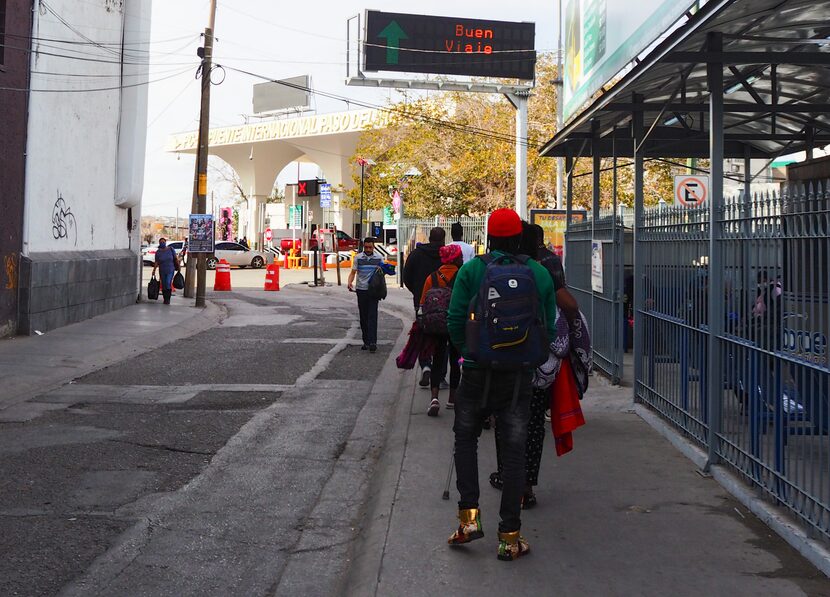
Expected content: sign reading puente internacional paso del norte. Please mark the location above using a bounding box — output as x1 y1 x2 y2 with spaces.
166 108 392 152
363 11 535 80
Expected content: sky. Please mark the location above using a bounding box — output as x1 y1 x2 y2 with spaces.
141 0 562 217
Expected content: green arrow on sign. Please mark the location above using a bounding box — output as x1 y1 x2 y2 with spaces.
378 20 408 65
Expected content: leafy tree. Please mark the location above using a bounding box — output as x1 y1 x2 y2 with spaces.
347 53 679 215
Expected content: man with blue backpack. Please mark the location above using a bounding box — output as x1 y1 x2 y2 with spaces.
445 208 558 561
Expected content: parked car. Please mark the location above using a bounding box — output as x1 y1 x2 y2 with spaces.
142 240 186 266
308 229 359 252
206 241 268 269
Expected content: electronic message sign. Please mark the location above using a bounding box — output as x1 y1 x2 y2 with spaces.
363 11 535 80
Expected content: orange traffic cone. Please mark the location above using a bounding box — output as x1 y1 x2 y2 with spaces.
264 262 280 291
214 259 232 291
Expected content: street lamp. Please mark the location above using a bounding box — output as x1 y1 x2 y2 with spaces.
357 157 375 244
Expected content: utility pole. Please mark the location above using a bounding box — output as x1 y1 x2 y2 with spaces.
184 0 217 307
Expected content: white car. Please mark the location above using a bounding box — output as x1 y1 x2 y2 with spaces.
142 240 186 266
206 241 268 269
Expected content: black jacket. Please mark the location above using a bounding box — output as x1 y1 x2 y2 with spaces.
403 242 443 310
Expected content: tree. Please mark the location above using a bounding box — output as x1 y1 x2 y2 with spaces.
347 53 679 215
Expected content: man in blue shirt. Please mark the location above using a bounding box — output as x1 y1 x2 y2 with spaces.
347 238 393 353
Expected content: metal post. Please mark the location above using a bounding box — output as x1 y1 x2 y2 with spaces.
506 93 529 219
705 32 725 470
556 0 564 210
742 144 753 327
516 94 529 220
591 119 601 370
613 127 625 383
565 153 574 226
184 0 217 307
633 93 645 402
359 160 365 243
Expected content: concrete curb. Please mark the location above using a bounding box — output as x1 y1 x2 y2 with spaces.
634 403 830 579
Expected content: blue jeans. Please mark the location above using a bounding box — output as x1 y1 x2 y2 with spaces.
356 290 379 346
453 368 532 533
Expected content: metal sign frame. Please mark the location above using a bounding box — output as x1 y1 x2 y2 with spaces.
346 13 536 219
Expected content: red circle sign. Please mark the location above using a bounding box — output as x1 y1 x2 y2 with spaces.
264 228 273 242
675 177 708 207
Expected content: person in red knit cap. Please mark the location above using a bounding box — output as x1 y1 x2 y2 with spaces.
445 208 558 561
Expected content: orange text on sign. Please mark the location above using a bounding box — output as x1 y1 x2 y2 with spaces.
445 24 494 53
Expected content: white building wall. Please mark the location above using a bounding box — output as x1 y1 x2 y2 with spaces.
22 0 150 255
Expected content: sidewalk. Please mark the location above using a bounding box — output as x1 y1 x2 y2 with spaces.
0 298 222 421
348 341 830 595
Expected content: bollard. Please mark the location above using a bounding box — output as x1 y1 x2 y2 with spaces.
264 262 280 291
213 259 232 291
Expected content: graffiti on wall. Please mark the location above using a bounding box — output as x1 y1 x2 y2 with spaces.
3 255 17 290
52 193 78 246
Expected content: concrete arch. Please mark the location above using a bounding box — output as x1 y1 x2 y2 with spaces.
168 108 390 246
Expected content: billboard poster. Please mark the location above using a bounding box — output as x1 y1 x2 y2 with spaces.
188 214 214 253
530 209 587 258
219 207 233 241
563 0 696 121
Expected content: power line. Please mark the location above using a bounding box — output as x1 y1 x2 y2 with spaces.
0 65 196 93
219 64 534 147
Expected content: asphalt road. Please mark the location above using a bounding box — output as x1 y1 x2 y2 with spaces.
0 286 405 596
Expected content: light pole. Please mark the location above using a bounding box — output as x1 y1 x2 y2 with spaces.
356 157 375 244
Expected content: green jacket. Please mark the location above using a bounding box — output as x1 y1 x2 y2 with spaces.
446 251 558 369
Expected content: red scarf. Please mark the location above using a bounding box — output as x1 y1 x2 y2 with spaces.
550 359 586 456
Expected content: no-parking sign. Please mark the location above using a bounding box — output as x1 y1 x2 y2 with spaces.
674 175 709 207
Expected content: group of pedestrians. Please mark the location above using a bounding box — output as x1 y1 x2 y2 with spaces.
397 210 585 562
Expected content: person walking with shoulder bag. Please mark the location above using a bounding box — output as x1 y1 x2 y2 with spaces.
151 238 181 306
347 238 393 353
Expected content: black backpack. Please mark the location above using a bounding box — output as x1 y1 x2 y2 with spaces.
465 254 547 370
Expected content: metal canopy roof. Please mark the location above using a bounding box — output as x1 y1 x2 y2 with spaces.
540 0 830 160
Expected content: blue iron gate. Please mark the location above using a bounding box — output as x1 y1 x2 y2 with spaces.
636 185 830 541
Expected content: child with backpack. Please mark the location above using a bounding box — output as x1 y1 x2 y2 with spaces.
419 244 464 416
445 208 558 562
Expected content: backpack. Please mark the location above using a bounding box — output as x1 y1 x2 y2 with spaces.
420 270 454 335
464 253 548 370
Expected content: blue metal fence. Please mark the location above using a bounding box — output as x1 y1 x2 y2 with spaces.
636 184 830 541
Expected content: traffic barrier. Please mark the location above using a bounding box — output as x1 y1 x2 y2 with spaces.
264 262 280 291
214 259 232 291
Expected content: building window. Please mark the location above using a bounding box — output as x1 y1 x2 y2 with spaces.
0 0 6 65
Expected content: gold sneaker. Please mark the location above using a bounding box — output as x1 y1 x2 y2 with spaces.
448 508 484 545
497 531 530 561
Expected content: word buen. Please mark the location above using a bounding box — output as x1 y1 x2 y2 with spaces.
445 24 494 54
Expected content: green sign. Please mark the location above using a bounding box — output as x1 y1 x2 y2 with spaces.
563 0 696 121
288 205 304 230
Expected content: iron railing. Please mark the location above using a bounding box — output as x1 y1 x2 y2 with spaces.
635 183 830 541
